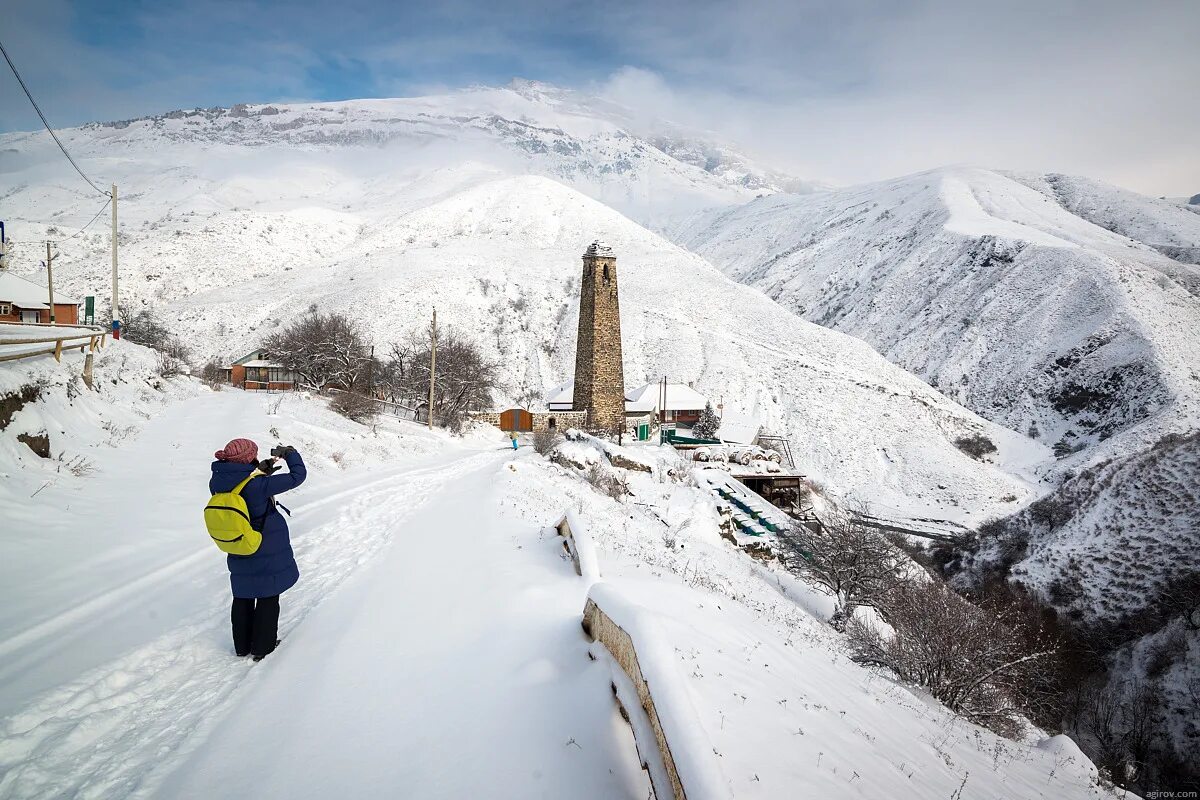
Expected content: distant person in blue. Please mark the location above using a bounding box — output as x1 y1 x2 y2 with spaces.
210 438 306 661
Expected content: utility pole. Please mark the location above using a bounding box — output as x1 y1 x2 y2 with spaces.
368 345 375 398
427 307 437 429
111 183 119 339
45 241 56 324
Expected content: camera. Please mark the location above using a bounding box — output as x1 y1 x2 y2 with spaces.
270 445 292 458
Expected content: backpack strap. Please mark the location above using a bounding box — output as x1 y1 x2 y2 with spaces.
230 469 264 496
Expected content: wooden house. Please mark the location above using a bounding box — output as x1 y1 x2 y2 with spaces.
223 350 296 391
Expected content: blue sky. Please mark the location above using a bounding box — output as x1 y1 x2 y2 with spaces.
2 0 1198 193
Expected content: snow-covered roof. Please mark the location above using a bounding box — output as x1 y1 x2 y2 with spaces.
625 382 709 412
240 359 285 368
546 380 710 414
0 271 79 307
717 412 762 445
544 381 574 409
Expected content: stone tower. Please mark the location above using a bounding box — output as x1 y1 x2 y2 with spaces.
573 241 626 435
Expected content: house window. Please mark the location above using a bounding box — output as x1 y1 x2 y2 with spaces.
0 303 10 315
547 417 556 430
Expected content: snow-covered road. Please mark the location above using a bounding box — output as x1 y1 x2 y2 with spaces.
0 388 646 799
159 450 647 799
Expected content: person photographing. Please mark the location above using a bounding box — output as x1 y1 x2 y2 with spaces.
207 438 306 661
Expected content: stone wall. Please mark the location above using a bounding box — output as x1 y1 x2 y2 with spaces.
469 410 588 434
573 243 626 435
534 410 588 433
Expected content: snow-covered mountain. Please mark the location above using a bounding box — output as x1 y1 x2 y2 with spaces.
3 82 1196 793
674 166 1200 621
5 88 1195 623
1 80 807 228
2 151 1041 526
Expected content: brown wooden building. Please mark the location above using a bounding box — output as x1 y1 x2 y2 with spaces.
222 350 296 391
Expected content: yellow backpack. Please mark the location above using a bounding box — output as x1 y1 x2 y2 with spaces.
204 471 264 556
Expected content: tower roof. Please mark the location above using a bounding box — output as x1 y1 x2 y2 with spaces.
584 240 613 258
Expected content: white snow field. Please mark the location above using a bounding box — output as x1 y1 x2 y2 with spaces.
0 345 1120 799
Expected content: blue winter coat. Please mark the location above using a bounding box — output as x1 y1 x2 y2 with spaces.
209 451 307 599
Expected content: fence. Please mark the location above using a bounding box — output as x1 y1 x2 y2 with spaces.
0 321 107 365
324 387 422 422
555 510 732 800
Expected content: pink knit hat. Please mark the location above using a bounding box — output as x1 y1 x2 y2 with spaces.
215 438 259 464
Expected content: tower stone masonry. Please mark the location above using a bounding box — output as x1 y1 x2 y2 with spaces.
573 241 626 435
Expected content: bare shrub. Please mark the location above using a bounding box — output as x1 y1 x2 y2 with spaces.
776 507 908 625
200 358 226 387
263 309 371 390
156 341 191 377
329 390 378 424
120 304 191 375
954 432 998 460
585 463 627 501
533 427 563 455
848 581 1057 738
59 454 95 477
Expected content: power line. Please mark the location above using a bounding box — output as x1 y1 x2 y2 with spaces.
0 37 110 198
56 196 113 245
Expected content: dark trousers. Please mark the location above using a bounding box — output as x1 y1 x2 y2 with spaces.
231 595 280 657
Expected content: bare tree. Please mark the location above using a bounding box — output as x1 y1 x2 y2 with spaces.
1156 571 1200 630
386 326 500 432
776 507 908 625
262 310 371 390
848 581 1057 738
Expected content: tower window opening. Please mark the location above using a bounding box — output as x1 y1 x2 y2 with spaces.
603 264 610 281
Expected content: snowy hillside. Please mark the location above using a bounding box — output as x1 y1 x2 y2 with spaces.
675 167 1200 451
0 346 1118 799
6 164 1049 526
675 166 1200 622
1012 173 1200 267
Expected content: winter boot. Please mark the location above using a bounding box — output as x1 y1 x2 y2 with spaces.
252 640 282 662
